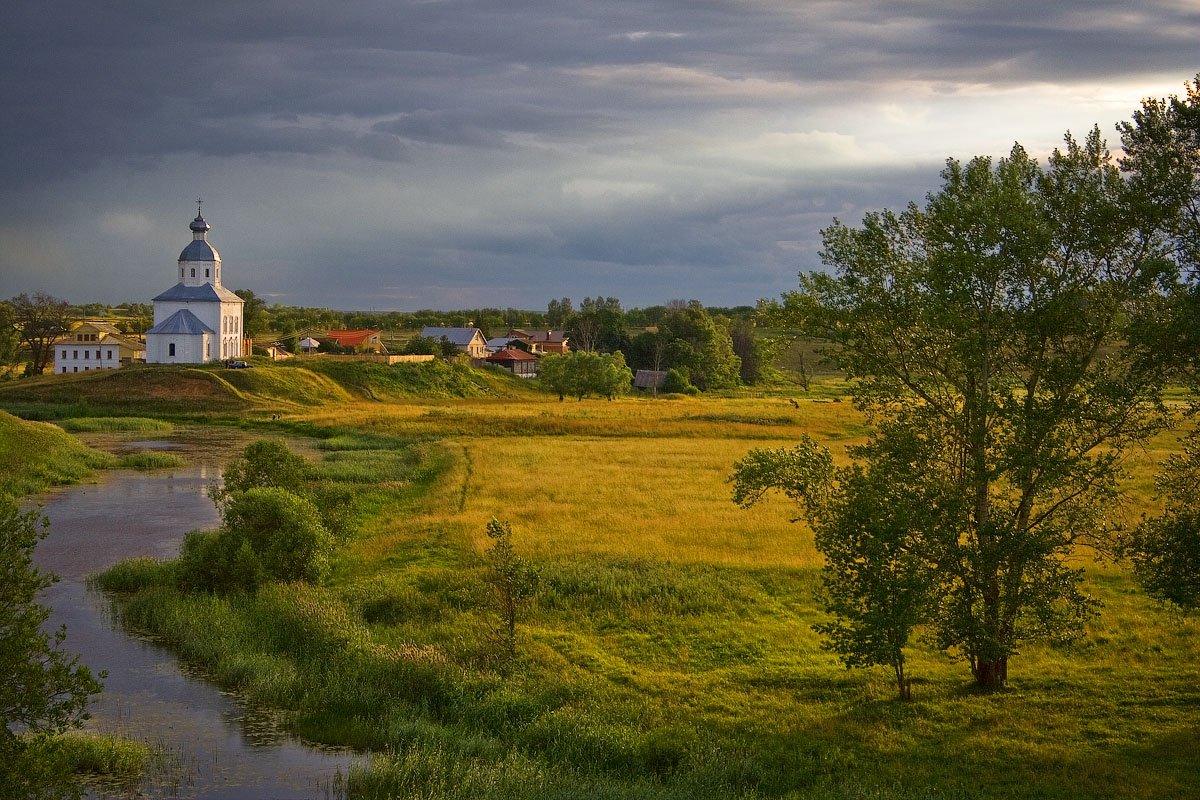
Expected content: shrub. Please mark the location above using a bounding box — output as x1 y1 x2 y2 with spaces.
177 488 333 592
219 440 311 496
662 368 699 395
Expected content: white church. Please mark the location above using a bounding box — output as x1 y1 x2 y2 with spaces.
145 204 244 363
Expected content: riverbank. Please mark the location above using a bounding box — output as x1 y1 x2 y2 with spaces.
84 397 1200 800
6 416 352 798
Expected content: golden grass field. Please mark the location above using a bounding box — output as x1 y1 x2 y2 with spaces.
8 365 1195 799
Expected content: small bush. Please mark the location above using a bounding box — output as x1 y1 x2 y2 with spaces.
662 369 700 395
176 488 333 592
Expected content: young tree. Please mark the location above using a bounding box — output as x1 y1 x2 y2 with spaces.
738 132 1180 689
484 518 539 662
0 501 102 796
7 293 74 375
734 433 939 699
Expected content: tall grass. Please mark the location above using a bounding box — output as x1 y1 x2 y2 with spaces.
58 416 174 433
89 394 1200 799
118 451 187 470
0 409 115 498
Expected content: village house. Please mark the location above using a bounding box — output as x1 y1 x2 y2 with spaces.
323 329 384 353
485 347 539 377
419 327 488 358
54 321 144 374
507 328 570 353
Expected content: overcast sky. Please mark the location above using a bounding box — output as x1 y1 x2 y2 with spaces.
1 1 1196 311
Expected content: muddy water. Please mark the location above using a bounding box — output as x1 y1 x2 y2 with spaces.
32 433 351 799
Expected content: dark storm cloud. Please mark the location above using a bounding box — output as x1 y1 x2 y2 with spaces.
1 0 1196 308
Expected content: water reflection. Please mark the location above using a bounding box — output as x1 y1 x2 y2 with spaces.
32 434 351 799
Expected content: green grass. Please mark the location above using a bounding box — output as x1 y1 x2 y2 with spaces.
56 732 153 779
0 409 115 498
117 451 187 470
83 396 1200 799
57 415 175 433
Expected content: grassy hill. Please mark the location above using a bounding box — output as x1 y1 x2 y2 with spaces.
0 409 115 498
0 359 534 418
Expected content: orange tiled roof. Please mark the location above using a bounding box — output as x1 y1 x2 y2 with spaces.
324 329 380 346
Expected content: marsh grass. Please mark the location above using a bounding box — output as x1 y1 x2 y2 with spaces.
57 416 174 433
56 732 153 778
117 451 187 470
90 394 1200 799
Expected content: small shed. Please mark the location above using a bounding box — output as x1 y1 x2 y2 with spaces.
633 369 667 390
298 337 321 353
486 347 538 377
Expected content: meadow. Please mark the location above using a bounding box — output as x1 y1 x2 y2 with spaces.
55 376 1192 800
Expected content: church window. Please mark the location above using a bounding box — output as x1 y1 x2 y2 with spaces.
107 350 113 359
72 350 77 359
180 268 184 279
73 367 77 373
61 350 66 359
169 343 176 357
61 367 66 374
83 351 89 360
205 268 210 277
190 268 196 277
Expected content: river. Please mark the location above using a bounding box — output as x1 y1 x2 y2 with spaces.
31 434 352 799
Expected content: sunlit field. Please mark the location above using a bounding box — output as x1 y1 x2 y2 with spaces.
8 375 1192 800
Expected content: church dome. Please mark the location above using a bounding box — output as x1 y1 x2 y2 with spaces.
179 239 221 262
179 210 220 262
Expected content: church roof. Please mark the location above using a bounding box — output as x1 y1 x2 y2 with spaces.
146 309 215 336
179 239 221 262
152 282 243 303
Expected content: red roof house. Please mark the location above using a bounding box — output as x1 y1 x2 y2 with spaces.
323 329 384 352
485 347 538 377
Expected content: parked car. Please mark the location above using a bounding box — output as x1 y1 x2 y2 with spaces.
226 360 252 369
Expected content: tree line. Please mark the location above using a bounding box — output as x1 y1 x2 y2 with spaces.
2 290 769 391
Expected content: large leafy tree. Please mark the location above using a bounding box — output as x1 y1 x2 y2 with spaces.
1118 76 1200 610
654 301 741 390
737 130 1180 690
7 293 74 375
1 501 102 797
234 289 270 340
538 351 632 400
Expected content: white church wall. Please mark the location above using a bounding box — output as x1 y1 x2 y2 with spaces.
145 334 210 364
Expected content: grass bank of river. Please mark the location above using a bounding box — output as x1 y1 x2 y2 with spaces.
81 396 1200 800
